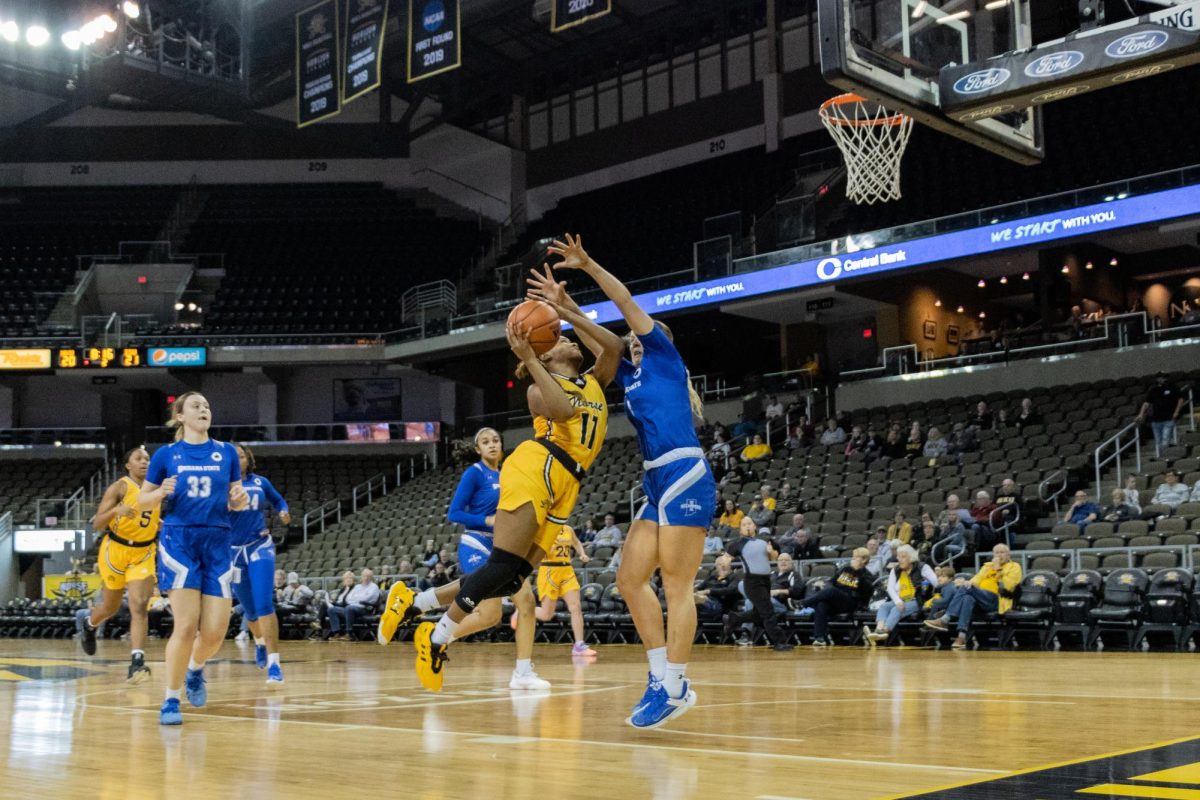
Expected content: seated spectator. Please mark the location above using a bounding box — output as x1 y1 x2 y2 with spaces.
844 425 868 456
733 413 758 440
924 544 1022 649
437 548 458 580
1101 489 1137 523
397 558 413 575
924 566 958 619
923 427 948 463
794 547 875 646
936 494 975 533
1148 470 1191 513
604 545 623 573
420 539 438 568
764 395 784 420
591 513 624 550
741 434 772 462
277 571 314 618
819 419 846 446
776 482 799 513
866 544 938 645
709 432 733 470
578 518 598 544
695 554 740 621
904 424 924 460
793 415 817 447
881 428 906 462
718 499 745 531
1012 397 1042 431
748 498 776 529
862 425 884 462
865 530 893 576
1123 475 1142 514
759 485 777 511
972 400 995 431
784 426 802 449
1064 489 1100 531
777 513 812 556
769 553 803 614
419 561 452 591
946 422 978 459
326 570 380 641
886 509 913 545
968 491 999 549
718 465 745 490
1192 478 1200 502
704 528 725 555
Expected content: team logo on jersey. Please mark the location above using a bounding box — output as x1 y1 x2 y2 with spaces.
211 452 223 462
680 499 703 516
253 477 262 486
633 368 642 379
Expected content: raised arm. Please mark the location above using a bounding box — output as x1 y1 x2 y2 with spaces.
510 323 575 422
526 262 624 387
547 234 654 337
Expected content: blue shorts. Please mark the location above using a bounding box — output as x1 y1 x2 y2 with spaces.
458 532 493 575
636 457 717 528
231 535 276 620
158 524 234 599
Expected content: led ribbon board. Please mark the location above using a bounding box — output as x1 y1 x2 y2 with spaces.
573 183 1200 326
296 0 342 127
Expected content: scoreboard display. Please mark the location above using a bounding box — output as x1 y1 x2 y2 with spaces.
0 347 206 370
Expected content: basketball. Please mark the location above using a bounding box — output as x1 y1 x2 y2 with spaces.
507 300 561 356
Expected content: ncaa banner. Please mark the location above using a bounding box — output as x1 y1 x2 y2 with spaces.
342 0 390 104
296 0 342 128
551 0 612 33
407 0 460 82
941 7 1200 121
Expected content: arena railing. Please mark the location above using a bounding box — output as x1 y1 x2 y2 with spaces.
351 473 388 514
143 422 430 444
301 500 341 544
0 428 108 447
976 544 1193 574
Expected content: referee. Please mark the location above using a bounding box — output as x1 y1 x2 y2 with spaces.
724 517 794 651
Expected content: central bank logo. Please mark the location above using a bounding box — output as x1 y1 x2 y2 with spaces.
1105 30 1169 58
816 257 843 281
952 68 1011 95
1024 50 1085 78
423 0 445 31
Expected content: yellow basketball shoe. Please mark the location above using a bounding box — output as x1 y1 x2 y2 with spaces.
414 622 449 692
376 581 419 645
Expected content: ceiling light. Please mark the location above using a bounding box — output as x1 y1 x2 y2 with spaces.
187 303 197 311
936 10 972 24
977 279 986 288
934 299 942 308
80 22 99 44
61 30 80 50
978 311 987 319
0 21 17 43
1061 265 1070 274
97 14 117 33
912 0 928 18
985 0 1009 8
25 25 49 47
174 302 185 311
956 305 964 314
1022 272 1031 280
122 2 141 20
1110 257 1119 267
999 276 1008 284
1085 261 1094 270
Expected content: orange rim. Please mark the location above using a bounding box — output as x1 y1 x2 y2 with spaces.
819 93 910 128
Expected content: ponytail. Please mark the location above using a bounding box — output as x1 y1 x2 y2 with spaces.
166 391 201 442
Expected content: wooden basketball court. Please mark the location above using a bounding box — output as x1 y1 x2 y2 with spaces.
2 640 1199 799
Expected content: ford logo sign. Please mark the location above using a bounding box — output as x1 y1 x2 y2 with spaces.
1024 50 1085 78
1105 30 1169 58
952 68 1012 95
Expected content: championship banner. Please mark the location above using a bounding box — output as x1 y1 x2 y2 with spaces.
296 0 342 128
407 0 460 83
43 573 102 603
550 0 611 33
342 0 389 104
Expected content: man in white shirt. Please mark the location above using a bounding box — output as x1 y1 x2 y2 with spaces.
588 513 624 552
1149 470 1191 513
765 395 784 420
328 568 380 640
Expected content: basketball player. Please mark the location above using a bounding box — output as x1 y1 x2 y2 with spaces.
378 427 552 690
541 233 715 729
532 524 596 658
139 392 248 725
381 271 623 691
229 444 290 685
81 446 160 684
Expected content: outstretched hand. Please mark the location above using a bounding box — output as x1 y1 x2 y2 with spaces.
547 233 590 271
526 263 574 310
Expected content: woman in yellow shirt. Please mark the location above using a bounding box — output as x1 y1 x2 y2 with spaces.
886 509 913 544
718 500 744 530
741 434 772 462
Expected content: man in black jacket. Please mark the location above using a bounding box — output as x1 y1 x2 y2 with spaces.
695 555 741 621
723 520 793 651
795 548 876 646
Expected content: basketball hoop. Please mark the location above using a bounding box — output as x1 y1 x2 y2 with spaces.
819 93 914 205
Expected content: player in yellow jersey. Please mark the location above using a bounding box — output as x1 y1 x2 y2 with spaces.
533 524 596 658
81 446 161 683
381 264 623 691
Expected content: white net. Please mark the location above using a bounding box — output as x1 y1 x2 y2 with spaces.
819 94 914 205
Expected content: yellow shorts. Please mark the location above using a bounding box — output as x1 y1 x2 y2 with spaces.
98 537 157 591
497 440 582 556
537 566 581 602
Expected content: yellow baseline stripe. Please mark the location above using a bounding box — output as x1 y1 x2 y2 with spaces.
1078 785 1200 799
1133 764 1200 785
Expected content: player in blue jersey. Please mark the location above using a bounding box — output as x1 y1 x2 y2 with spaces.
377 427 552 690
542 233 717 729
229 443 291 685
140 392 249 726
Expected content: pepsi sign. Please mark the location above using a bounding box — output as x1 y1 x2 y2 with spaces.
148 347 207 367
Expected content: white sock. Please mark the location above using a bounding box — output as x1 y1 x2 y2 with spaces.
187 658 204 672
131 649 144 660
514 658 533 676
267 652 280 668
663 662 687 699
431 614 458 646
165 687 182 701
415 588 440 612
647 646 667 682
254 637 265 647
